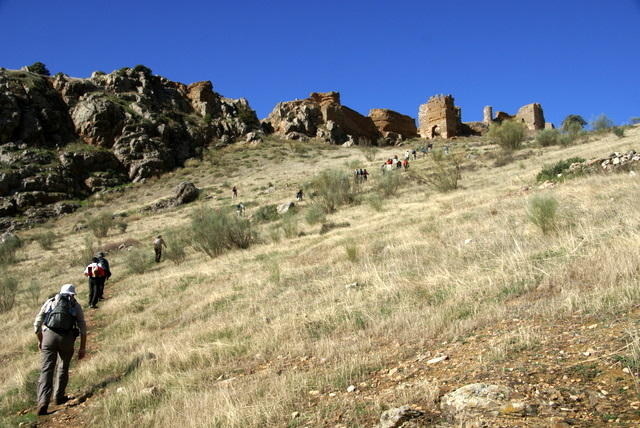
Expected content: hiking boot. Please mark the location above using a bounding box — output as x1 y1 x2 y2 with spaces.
37 405 48 415
55 396 69 405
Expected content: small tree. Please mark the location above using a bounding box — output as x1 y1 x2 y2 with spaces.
488 120 527 151
561 115 587 133
26 62 50 76
592 114 614 132
527 194 559 235
87 212 114 238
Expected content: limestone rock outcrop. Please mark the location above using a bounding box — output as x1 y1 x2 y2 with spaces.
368 109 417 141
264 91 380 145
0 66 260 230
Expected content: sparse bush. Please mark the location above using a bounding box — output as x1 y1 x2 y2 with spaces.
305 204 326 225
87 212 114 238
25 61 50 76
527 194 559 235
612 127 625 138
592 114 614 132
70 236 96 267
190 207 256 258
360 145 379 162
163 229 189 265
376 171 402 197
132 64 153 75
344 242 358 263
116 221 128 233
630 117 640 125
0 274 19 313
0 234 22 266
309 169 359 213
253 204 278 223
488 120 527 151
126 248 154 274
279 214 299 239
536 129 562 147
32 231 56 250
416 152 462 192
366 194 384 212
536 157 585 183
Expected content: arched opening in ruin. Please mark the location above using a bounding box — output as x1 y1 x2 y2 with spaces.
431 125 440 138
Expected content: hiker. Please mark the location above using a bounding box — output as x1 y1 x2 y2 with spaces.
236 203 246 217
296 189 304 201
84 257 105 309
397 160 402 169
412 149 417 160
402 159 409 169
232 185 238 199
362 169 369 181
153 235 167 263
33 284 87 416
404 150 411 160
95 252 111 301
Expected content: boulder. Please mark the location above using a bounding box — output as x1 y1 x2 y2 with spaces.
378 406 424 428
440 383 528 422
277 201 295 214
70 93 126 148
174 181 199 205
368 109 417 140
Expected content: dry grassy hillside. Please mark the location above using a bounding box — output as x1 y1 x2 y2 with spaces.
2 127 640 427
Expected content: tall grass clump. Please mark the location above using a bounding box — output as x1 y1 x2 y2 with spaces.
190 207 256 258
163 228 189 265
71 236 96 267
305 204 326 225
279 214 299 239
87 211 114 238
612 127 625 138
0 234 22 266
360 145 379 162
126 247 155 274
309 169 358 213
0 273 19 313
253 204 279 223
32 231 56 250
488 120 527 151
376 171 402 197
527 194 559 235
416 151 462 192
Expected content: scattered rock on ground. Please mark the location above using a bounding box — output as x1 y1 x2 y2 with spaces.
378 406 424 428
440 383 530 422
277 201 295 214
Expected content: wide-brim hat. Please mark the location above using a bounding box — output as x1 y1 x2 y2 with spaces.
60 284 77 295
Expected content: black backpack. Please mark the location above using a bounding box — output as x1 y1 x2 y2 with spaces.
44 295 77 333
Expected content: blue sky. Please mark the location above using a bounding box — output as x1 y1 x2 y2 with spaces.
1 0 638 126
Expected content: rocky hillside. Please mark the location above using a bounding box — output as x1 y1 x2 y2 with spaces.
0 66 260 230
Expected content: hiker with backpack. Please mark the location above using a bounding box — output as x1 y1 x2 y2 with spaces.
95 252 111 300
84 257 105 309
153 235 167 262
33 284 87 416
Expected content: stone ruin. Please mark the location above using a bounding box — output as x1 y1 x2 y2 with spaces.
418 94 460 139
418 95 552 139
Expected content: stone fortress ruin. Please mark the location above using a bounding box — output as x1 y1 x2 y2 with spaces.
418 95 551 139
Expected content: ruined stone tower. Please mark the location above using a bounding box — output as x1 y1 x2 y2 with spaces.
418 95 459 139
483 106 493 124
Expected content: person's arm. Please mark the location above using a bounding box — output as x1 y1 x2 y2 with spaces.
78 334 87 360
33 300 49 350
75 301 87 359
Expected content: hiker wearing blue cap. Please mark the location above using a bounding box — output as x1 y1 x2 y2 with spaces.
33 284 87 416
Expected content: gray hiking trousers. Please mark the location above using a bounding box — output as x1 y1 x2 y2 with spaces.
37 329 76 407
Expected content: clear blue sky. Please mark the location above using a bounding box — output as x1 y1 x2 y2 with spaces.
1 0 638 126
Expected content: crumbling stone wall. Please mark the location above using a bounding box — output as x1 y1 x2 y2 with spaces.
418 95 459 139
515 103 545 131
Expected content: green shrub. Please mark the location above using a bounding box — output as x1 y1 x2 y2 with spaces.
0 234 22 266
116 221 128 233
25 61 50 76
309 169 359 213
536 157 585 183
305 204 326 225
253 204 279 223
592 114 614 132
612 127 625 138
536 129 562 147
527 194 559 235
488 120 527 151
163 229 189 265
189 207 256 258
126 248 154 275
0 274 19 313
376 171 402 197
32 231 56 250
87 212 114 238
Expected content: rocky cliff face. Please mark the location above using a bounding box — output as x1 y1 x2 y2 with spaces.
264 91 381 145
0 66 260 230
